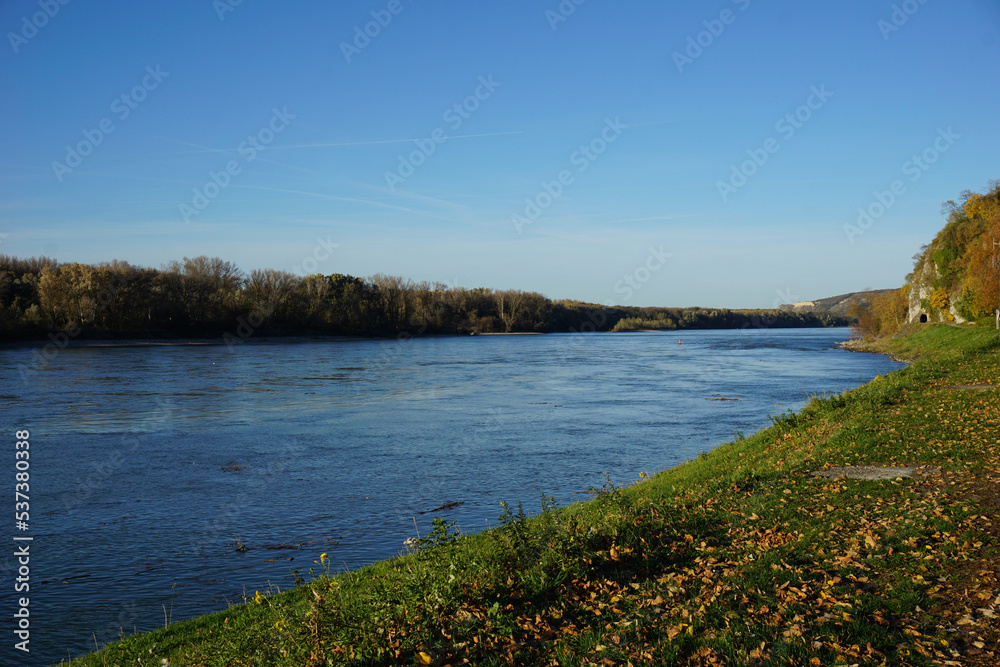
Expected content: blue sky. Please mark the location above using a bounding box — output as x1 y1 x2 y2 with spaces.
2 0 998 308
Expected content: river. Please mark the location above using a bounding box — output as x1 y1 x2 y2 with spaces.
0 327 904 665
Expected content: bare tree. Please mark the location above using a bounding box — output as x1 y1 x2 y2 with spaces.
495 289 527 333
162 256 243 322
370 274 413 331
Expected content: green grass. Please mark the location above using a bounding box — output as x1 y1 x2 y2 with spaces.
61 323 1000 666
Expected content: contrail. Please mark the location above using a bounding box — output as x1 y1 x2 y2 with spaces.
277 130 524 149
141 134 229 154
149 130 525 154
230 184 455 221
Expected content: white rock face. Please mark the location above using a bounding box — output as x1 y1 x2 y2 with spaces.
906 250 969 323
907 253 939 323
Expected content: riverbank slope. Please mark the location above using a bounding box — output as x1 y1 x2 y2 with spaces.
63 324 1000 666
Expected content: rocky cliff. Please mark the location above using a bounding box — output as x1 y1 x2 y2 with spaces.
903 183 999 325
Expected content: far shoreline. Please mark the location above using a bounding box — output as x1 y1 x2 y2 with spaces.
0 325 858 350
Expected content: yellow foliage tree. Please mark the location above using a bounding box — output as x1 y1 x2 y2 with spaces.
929 287 949 312
849 287 908 339
962 191 1000 320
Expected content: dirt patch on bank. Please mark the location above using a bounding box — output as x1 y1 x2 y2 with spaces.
810 464 940 480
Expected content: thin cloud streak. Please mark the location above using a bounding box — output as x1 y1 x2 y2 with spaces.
150 131 525 155
230 184 459 222
606 215 711 224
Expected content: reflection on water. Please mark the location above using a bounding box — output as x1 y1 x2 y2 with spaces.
0 328 903 664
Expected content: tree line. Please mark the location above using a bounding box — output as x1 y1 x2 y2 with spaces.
0 255 847 342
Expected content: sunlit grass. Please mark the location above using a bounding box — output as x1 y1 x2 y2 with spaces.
62 324 1000 666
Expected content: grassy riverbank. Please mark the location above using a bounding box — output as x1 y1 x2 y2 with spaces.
63 325 1000 667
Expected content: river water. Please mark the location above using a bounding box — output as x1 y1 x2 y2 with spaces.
0 328 903 665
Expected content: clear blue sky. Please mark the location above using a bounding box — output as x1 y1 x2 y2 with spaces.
2 0 998 307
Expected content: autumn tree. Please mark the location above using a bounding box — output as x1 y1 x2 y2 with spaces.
330 273 374 331
406 282 457 334
457 287 497 333
299 274 333 327
37 263 96 327
88 261 159 329
163 256 243 323
960 185 1000 320
369 274 415 332
242 269 300 324
849 288 908 339
0 271 10 308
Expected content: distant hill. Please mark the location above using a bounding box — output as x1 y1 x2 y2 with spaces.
778 290 896 318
